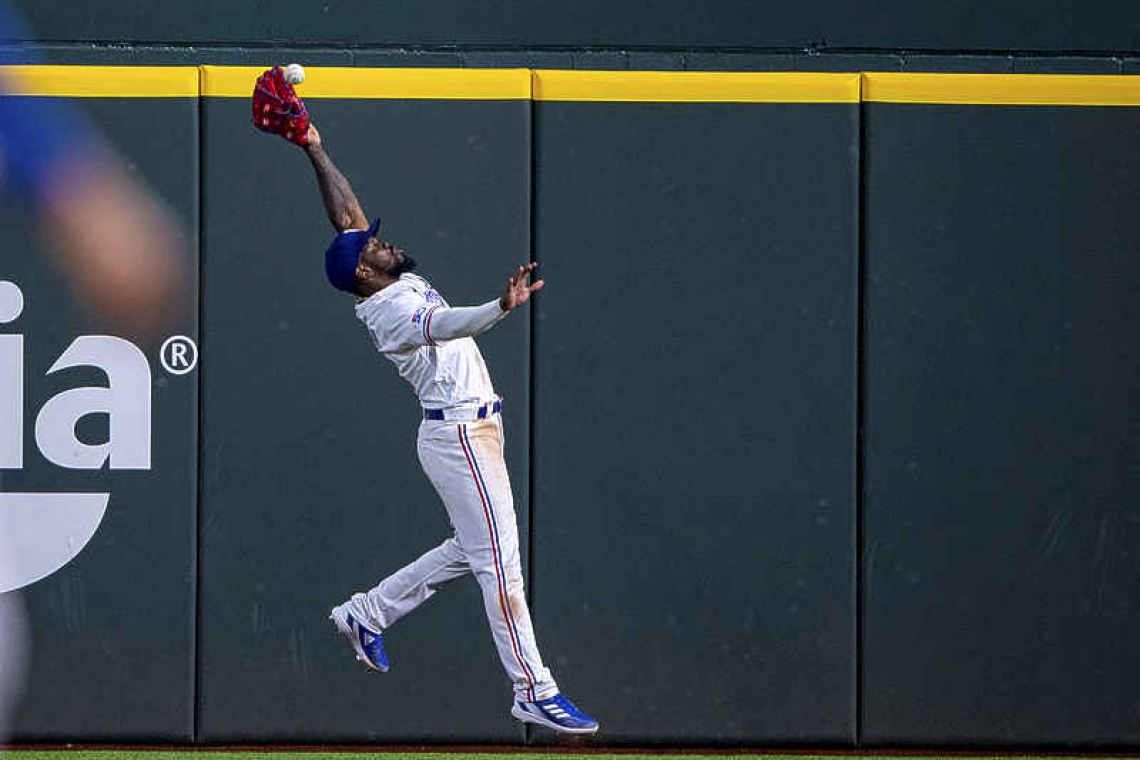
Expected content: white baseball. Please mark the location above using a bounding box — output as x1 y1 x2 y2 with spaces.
283 63 305 85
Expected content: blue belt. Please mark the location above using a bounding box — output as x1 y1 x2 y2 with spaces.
423 399 502 421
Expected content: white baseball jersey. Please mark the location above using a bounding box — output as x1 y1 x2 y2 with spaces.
355 273 503 410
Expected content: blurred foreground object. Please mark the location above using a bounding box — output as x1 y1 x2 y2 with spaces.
0 0 189 743
35 146 188 338
0 59 187 340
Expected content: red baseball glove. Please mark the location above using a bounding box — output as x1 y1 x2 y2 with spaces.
252 66 310 146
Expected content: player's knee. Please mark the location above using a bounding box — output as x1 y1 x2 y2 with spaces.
472 565 498 587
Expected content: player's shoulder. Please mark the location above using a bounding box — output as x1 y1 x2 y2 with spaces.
355 274 435 319
391 273 446 308
397 273 437 294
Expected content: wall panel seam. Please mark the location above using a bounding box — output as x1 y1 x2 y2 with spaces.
854 70 865 750
524 68 536 747
192 62 205 744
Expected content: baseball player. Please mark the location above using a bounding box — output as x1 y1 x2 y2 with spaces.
252 67 598 735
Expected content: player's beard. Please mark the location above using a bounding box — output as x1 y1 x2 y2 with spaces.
388 254 418 277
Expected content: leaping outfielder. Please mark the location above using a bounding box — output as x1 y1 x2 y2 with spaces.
252 65 599 735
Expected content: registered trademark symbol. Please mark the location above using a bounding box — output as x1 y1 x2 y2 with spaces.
160 335 198 375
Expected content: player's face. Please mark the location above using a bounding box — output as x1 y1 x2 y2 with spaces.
361 237 416 277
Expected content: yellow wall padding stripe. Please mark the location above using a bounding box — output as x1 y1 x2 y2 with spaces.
2 66 1138 105
0 65 199 97
201 65 531 100
532 70 860 103
863 73 1140 106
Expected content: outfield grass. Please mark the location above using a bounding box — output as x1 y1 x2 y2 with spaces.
0 754 782 760
2 753 1137 760
0 755 861 760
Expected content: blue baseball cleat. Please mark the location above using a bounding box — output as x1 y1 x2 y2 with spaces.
329 605 389 672
511 693 599 734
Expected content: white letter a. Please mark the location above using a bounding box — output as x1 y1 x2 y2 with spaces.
34 336 152 470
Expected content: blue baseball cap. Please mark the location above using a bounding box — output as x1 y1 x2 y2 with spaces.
324 217 382 293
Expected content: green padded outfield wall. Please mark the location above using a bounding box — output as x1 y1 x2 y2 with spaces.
529 71 859 744
861 74 1140 746
3 67 1140 747
0 68 200 741
9 0 1140 53
195 67 534 743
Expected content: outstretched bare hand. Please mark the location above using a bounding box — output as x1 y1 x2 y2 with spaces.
499 262 545 311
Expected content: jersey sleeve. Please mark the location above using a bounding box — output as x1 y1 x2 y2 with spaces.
359 289 509 353
424 300 507 342
359 289 436 354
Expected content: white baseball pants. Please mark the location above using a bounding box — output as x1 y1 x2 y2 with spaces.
344 414 557 702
